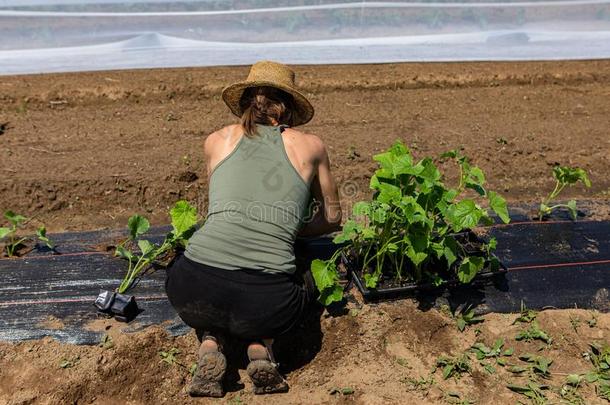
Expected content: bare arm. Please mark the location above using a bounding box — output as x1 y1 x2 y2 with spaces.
299 142 342 237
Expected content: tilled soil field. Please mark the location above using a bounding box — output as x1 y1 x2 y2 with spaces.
1 61 610 404
1 61 609 230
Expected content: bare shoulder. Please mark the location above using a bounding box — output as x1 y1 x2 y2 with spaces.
283 128 326 156
204 124 241 151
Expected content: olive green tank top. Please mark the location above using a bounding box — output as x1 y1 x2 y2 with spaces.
185 125 310 275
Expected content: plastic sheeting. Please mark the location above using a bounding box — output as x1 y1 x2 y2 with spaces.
1 0 610 75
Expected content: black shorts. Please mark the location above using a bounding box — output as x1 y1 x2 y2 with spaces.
165 255 314 340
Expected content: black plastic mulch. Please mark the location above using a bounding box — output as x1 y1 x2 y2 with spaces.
0 210 608 344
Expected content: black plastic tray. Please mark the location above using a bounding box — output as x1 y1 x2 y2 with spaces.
348 231 508 302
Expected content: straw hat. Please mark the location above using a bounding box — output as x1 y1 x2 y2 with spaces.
221 61 314 126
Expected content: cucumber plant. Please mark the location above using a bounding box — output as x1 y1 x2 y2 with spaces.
0 210 54 257
538 165 591 220
114 200 197 293
311 141 510 305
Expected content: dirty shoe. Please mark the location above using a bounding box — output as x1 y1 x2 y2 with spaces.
188 351 226 397
246 359 289 395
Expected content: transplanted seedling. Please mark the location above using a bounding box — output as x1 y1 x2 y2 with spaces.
115 200 197 293
538 165 591 220
435 354 471 380
470 338 514 374
0 210 54 257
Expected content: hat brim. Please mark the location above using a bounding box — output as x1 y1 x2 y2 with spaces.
221 80 314 127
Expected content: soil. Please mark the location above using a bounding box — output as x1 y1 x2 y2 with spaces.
1 61 610 404
1 60 610 231
1 301 609 404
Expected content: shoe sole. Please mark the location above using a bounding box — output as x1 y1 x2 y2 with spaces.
246 359 289 395
188 351 226 397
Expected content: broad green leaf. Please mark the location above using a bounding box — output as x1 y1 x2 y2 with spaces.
352 201 371 217
443 237 459 268
137 239 155 256
127 215 150 240
377 183 402 204
553 166 591 187
567 200 577 220
442 364 453 380
457 318 466 332
36 226 54 249
170 200 197 237
0 227 11 240
364 272 380 289
457 256 484 283
115 245 135 261
417 158 442 185
488 191 510 224
333 219 361 244
447 200 483 232
311 259 343 306
440 150 459 160
405 233 429 267
4 210 26 227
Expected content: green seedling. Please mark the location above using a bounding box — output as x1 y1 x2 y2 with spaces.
582 342 610 401
561 375 586 405
400 375 435 393
0 210 54 257
507 382 549 405
516 321 552 345
513 301 538 324
588 312 598 328
189 362 198 376
59 356 80 369
329 387 355 395
507 354 553 379
569 315 581 333
311 142 509 305
99 334 114 350
470 338 514 373
159 348 182 366
538 166 591 220
115 200 198 293
455 305 484 332
435 354 471 380
445 392 474 405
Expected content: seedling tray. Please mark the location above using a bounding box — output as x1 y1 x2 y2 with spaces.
349 231 508 302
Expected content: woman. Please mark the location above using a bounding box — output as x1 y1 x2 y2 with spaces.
165 61 341 397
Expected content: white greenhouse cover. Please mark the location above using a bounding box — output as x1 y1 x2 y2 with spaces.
1 0 609 75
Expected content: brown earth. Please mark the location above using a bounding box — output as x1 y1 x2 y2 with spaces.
1 61 610 404
1 60 609 231
0 302 609 404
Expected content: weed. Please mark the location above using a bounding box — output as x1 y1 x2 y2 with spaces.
507 382 549 404
513 301 538 324
470 338 514 374
455 305 484 332
99 334 114 350
569 315 581 333
400 375 435 392
329 387 355 395
115 200 197 293
312 142 509 305
159 348 181 366
59 356 80 369
436 354 471 380
0 210 54 257
516 321 552 345
538 166 591 220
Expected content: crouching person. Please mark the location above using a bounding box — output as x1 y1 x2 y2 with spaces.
165 61 341 397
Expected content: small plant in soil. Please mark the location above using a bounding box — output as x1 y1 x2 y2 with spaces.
507 353 553 379
311 141 510 305
582 342 610 401
455 304 484 332
506 381 549 405
513 301 538 324
515 321 553 345
470 338 514 374
0 210 54 257
538 165 591 220
114 200 197 293
435 353 471 380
